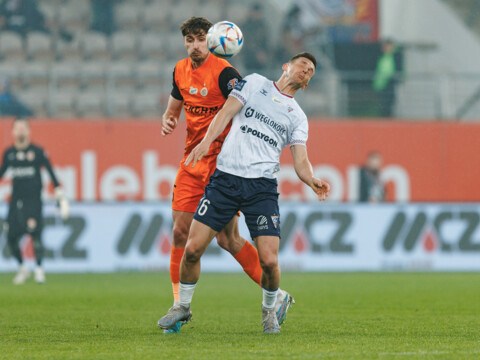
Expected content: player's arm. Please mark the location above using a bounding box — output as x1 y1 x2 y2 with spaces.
41 149 69 220
290 145 330 201
218 67 242 98
185 96 243 168
0 150 9 179
162 68 184 136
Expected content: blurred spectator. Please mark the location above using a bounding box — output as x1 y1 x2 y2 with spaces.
279 5 305 59
359 151 385 203
0 78 33 117
241 4 268 74
0 0 72 41
91 0 117 36
372 39 403 118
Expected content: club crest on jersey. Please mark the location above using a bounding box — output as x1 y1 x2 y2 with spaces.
189 87 198 95
200 87 208 96
272 96 282 105
26 150 35 161
227 78 239 90
271 215 279 229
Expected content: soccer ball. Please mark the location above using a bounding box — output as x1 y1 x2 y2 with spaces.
206 21 244 58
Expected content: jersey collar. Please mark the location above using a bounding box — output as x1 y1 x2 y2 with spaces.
273 82 294 98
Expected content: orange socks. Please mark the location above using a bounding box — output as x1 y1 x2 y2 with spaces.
233 241 262 286
169 246 185 303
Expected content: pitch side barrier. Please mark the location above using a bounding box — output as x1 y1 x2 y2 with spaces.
0 119 479 203
0 202 479 272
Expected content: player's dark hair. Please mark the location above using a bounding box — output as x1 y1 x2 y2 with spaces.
13 117 29 125
290 52 317 69
181 17 213 37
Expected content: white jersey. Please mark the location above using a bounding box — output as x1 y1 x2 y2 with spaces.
216 73 308 179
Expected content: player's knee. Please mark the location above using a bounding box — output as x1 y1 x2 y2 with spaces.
172 222 189 246
184 243 202 264
259 255 278 274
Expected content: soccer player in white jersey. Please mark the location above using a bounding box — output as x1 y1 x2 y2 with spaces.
158 52 330 333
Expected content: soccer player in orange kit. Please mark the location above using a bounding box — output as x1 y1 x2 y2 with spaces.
159 17 294 333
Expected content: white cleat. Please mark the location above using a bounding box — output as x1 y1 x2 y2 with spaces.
34 266 46 284
13 265 30 285
274 289 295 325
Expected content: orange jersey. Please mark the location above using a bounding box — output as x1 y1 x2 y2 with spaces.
173 54 241 158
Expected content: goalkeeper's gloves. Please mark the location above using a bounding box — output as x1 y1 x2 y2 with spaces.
55 187 70 220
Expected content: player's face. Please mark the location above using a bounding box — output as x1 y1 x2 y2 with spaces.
12 120 30 144
184 30 209 63
284 58 316 90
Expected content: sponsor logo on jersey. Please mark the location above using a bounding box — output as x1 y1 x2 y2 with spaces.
244 107 255 118
234 79 246 91
256 215 268 230
240 125 278 148
16 151 25 161
11 166 35 178
200 87 208 96
189 87 198 95
244 107 286 135
271 215 279 229
227 78 239 90
184 103 219 116
26 150 35 161
260 89 268 96
272 96 282 105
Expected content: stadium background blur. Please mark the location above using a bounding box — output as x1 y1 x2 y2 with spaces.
0 0 479 273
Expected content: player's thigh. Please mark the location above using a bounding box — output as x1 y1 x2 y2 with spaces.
24 199 43 235
192 170 240 234
254 235 280 268
171 209 194 245
185 219 219 260
216 214 244 254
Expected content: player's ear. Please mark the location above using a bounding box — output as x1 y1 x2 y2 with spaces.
302 82 309 90
282 62 289 71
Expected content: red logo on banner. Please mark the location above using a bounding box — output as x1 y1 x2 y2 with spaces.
159 233 171 255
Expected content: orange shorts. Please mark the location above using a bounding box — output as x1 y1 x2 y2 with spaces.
172 155 217 213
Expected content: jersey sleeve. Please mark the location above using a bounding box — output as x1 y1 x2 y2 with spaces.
170 67 183 101
218 67 242 99
40 148 60 188
289 115 309 147
228 73 261 106
0 149 9 178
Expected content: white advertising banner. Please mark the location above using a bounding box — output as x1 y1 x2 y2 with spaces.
0 202 479 272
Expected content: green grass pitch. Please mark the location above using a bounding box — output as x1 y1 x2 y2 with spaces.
0 272 479 359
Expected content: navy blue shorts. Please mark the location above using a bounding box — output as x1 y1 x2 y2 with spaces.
193 169 280 238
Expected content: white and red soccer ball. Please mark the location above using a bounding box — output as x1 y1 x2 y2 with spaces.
207 21 244 58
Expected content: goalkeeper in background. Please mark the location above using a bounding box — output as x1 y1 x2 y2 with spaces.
0 117 69 284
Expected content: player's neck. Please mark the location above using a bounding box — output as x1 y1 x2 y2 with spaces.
274 77 299 96
191 53 210 70
14 140 30 150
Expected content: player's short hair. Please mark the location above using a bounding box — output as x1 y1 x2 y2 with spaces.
13 117 29 125
290 52 317 69
180 17 212 37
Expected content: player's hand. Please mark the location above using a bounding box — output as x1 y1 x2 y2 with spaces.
311 177 330 201
184 141 211 168
55 187 70 220
161 115 177 136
